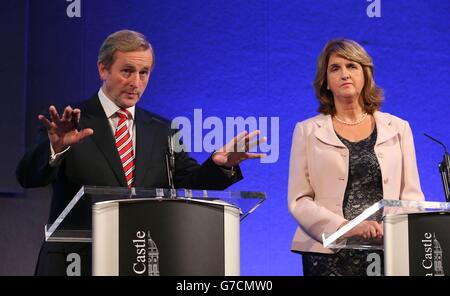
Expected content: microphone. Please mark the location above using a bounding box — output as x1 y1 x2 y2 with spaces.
424 133 448 154
165 134 176 191
424 133 450 202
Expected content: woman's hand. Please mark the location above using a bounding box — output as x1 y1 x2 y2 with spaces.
340 220 383 240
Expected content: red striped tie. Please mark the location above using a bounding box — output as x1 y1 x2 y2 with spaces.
115 109 135 188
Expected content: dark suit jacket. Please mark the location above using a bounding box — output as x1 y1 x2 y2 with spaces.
16 95 242 275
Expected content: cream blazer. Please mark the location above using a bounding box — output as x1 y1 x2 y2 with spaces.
288 111 424 254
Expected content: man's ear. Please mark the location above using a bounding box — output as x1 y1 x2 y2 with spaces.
98 62 108 81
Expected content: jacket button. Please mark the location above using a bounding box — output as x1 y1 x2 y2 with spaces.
383 178 389 184
377 153 384 158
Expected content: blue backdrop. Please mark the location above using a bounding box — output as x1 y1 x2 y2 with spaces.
0 0 448 275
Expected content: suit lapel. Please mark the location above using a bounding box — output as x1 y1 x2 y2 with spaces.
313 112 397 147
313 114 346 148
133 108 156 187
374 111 397 146
81 96 127 187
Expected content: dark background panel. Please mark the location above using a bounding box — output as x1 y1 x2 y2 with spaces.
0 0 27 193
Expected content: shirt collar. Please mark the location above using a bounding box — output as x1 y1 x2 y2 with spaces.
98 88 135 120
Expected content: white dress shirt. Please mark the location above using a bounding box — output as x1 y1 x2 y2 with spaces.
49 88 136 166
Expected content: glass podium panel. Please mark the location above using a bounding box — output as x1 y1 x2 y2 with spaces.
45 186 266 242
322 199 450 250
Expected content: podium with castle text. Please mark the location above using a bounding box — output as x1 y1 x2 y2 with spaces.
44 186 265 276
322 200 450 276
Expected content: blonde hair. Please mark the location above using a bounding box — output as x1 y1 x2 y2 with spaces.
313 38 383 115
98 29 155 71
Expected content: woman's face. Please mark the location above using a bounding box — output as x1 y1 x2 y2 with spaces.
326 53 365 102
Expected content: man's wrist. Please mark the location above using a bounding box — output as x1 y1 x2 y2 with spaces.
211 152 237 176
49 144 70 167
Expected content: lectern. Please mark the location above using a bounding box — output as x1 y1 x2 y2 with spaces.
44 186 265 276
322 200 450 276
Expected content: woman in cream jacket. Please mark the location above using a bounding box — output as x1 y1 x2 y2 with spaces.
288 39 424 276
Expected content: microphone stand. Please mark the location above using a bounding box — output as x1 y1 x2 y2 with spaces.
440 153 450 202
424 133 450 202
165 134 176 198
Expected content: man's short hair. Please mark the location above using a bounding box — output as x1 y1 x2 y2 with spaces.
98 29 155 71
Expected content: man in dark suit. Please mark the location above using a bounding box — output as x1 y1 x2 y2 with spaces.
16 30 264 275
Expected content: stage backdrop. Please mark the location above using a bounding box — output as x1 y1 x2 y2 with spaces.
0 0 448 275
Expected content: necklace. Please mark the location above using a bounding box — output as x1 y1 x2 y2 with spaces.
334 112 368 125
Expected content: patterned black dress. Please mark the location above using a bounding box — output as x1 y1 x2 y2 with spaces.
302 127 384 276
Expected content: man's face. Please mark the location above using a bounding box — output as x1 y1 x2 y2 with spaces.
98 49 153 109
